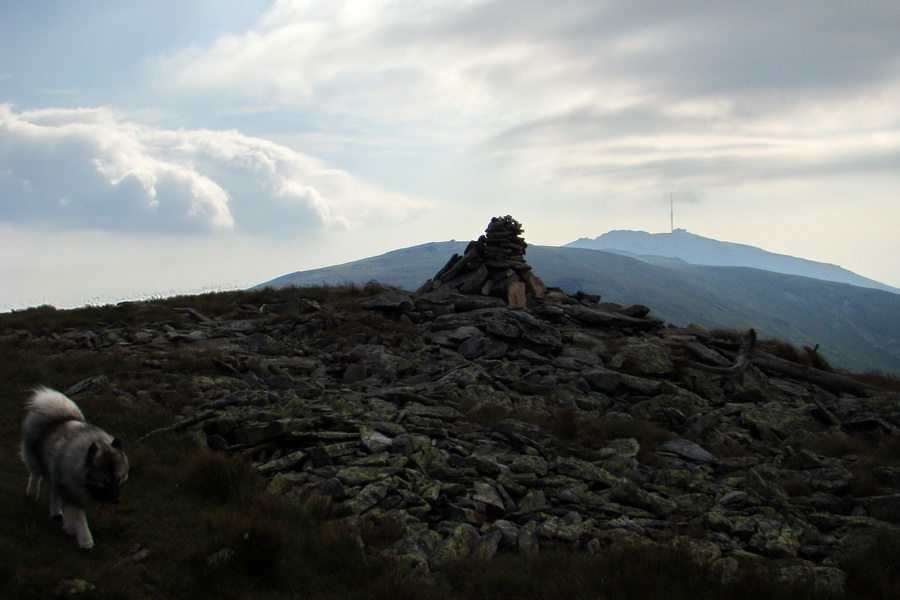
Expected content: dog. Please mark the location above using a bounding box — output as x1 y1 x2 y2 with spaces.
20 387 129 550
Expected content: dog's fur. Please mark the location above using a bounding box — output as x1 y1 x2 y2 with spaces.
20 387 129 550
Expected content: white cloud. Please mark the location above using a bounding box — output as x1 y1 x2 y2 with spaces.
152 0 900 202
156 1 900 124
154 0 609 134
0 103 429 235
482 88 900 198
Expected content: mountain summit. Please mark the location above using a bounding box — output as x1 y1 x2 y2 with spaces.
566 230 899 294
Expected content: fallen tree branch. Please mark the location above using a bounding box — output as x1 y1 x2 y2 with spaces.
139 410 218 441
173 307 215 323
676 329 756 375
138 394 272 441
750 351 883 396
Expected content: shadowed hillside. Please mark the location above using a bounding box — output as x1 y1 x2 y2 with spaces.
2 280 898 599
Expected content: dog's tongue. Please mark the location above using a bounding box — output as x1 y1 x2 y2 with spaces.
102 504 116 518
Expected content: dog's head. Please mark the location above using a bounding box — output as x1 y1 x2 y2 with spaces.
85 438 129 509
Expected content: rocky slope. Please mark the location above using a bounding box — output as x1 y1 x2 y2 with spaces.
17 221 900 593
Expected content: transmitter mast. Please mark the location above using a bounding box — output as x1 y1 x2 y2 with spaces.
670 192 674 233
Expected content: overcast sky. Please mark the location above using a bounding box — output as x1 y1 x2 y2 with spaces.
2 0 899 310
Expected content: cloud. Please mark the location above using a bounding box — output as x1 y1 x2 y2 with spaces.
0 103 428 234
482 87 900 197
151 0 900 204
156 1 900 125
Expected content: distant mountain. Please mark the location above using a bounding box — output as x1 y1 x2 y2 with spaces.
566 230 900 294
256 241 900 376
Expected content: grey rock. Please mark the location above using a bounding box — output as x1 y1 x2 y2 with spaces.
361 291 416 311
428 523 480 571
658 438 717 465
609 480 678 517
861 494 900 524
339 477 400 515
550 456 619 487
749 519 800 558
609 340 673 375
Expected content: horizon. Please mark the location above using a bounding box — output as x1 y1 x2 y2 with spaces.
2 1 899 310
5 228 898 313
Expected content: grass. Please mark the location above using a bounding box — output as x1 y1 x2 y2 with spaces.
0 404 420 599
1 285 899 599
458 398 676 466
850 371 900 393
841 532 900 600
0 283 371 332
547 407 676 465
444 541 844 600
758 338 836 372
0 285 413 599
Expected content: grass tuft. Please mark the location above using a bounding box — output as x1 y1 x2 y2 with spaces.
842 531 900 600
444 542 839 600
182 450 263 506
850 370 900 392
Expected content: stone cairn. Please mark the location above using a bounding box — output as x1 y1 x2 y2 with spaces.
418 215 546 307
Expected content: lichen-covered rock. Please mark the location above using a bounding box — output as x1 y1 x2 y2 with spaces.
428 523 480 571
609 480 678 517
550 456 620 487
339 478 400 515
609 339 673 375
773 563 847 596
749 519 800 558
741 401 824 441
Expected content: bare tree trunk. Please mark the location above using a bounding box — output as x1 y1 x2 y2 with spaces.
750 351 882 396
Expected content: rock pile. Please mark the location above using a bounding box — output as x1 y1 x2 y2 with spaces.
419 216 546 307
8 230 899 592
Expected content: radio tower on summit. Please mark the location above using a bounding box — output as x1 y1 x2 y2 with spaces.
670 192 674 233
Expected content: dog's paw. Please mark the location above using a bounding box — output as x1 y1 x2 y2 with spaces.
78 540 94 551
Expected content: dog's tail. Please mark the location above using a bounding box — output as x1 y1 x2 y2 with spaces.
25 387 85 422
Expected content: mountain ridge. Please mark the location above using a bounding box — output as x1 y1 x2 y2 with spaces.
566 229 899 294
255 240 900 376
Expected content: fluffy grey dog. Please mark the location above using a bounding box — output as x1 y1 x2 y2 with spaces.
21 387 129 550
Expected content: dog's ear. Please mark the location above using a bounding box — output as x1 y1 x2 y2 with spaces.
87 441 102 459
111 438 123 451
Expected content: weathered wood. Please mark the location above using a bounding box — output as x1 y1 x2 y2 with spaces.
139 410 218 440
676 329 756 375
751 351 882 395
675 328 886 395
174 307 215 323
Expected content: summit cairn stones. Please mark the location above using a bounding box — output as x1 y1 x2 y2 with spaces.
419 215 546 307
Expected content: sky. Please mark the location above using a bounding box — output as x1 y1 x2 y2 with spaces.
2 0 899 311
